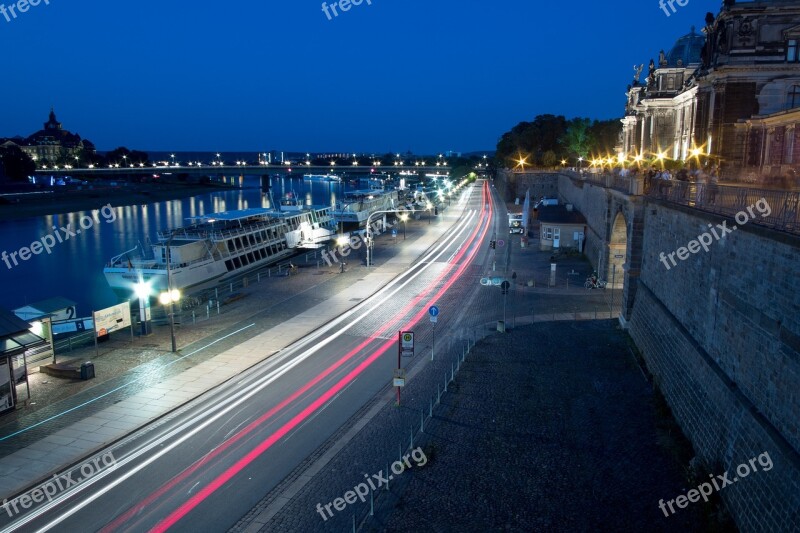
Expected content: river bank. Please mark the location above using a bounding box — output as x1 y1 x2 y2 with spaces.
0 182 240 221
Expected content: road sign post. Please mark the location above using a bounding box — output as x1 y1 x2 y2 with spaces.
429 306 439 361
397 331 414 405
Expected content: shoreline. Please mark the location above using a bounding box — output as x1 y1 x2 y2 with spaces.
0 183 241 221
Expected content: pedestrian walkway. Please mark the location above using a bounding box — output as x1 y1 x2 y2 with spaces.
0 195 470 500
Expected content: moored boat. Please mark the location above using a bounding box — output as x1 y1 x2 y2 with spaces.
103 204 335 298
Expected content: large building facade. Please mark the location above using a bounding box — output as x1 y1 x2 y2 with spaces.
0 109 95 165
622 0 800 182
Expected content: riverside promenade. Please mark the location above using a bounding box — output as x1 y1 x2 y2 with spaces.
0 195 471 499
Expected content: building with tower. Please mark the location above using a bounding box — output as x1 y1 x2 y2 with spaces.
2 109 96 165
621 0 800 183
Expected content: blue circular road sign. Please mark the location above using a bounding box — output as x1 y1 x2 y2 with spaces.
429 306 440 317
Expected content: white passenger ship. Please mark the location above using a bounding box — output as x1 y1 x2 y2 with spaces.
332 189 399 226
303 174 342 182
103 202 335 297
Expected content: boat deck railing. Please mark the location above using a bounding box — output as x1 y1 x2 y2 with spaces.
157 220 284 243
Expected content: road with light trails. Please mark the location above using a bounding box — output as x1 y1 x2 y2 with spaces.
0 181 509 533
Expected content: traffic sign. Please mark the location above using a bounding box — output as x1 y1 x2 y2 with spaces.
480 278 491 286
400 331 415 357
428 306 439 317
497 239 506 248
491 277 504 286
501 280 511 295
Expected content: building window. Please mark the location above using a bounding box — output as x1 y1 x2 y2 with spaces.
789 85 800 110
544 227 553 240
788 39 799 62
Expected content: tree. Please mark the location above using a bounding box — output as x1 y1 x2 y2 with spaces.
104 147 150 167
0 146 36 182
542 150 557 168
587 119 623 156
563 118 591 159
495 114 568 167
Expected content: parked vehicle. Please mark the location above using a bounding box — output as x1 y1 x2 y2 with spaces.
534 197 559 209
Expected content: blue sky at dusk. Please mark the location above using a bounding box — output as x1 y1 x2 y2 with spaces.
0 0 714 154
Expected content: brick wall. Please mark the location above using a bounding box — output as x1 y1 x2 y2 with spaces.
629 201 800 531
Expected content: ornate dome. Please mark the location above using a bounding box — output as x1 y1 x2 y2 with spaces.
666 27 705 67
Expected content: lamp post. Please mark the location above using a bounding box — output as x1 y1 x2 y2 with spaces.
160 233 181 352
365 208 411 267
134 281 151 336
399 213 408 240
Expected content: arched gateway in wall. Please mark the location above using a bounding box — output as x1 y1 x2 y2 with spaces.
607 211 628 289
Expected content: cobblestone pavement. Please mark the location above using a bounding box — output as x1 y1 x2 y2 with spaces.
374 321 709 532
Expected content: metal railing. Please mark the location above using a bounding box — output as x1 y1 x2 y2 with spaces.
562 170 800 236
645 181 800 235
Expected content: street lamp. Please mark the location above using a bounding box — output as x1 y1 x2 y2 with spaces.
399 213 408 240
159 289 181 353
133 281 151 336
365 208 411 267
160 232 181 352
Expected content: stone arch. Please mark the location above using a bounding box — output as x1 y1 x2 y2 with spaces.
607 210 628 289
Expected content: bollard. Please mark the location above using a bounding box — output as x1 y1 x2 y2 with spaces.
410 427 414 449
444 374 448 392
268 268 271 278
257 272 260 282
215 288 218 300
437 383 440 404
192 311 196 324
451 364 454 382
370 490 374 516
230 282 233 293
399 443 402 463
386 463 390 490
421 409 425 432
352 514 355 533
429 397 433 417
217 301 220 315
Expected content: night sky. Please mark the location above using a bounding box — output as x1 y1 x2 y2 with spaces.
1 0 714 153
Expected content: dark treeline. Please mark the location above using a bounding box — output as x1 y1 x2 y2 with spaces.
495 114 622 168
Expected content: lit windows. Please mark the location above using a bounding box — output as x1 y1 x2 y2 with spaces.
787 39 799 62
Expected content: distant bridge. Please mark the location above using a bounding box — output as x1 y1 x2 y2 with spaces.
33 165 452 177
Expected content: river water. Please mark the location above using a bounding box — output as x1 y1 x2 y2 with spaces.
0 174 366 317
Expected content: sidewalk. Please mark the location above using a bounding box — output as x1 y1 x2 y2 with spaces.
0 195 471 500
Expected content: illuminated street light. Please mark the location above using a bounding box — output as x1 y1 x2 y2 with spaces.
399 213 408 240
134 281 151 336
